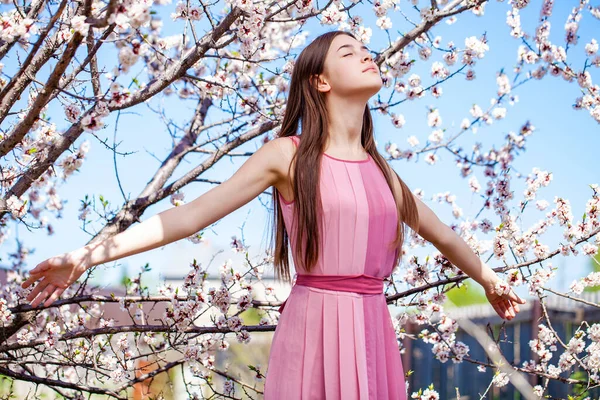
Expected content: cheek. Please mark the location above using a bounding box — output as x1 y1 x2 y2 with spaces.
329 63 359 89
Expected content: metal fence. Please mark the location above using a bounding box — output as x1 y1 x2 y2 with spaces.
401 292 600 399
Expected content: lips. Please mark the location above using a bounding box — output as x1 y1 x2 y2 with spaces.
362 66 378 73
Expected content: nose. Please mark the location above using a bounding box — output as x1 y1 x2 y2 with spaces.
362 52 372 63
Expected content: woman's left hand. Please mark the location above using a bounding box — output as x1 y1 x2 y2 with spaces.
485 282 526 321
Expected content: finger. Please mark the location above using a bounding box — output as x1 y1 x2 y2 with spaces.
498 301 510 320
28 261 50 276
502 299 516 318
21 263 50 289
507 289 526 304
26 279 49 302
31 284 55 308
22 271 48 289
492 304 503 319
511 299 520 314
44 287 65 308
505 300 516 318
21 274 41 289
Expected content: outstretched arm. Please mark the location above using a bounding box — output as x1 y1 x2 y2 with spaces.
386 165 526 320
409 193 500 293
22 137 288 307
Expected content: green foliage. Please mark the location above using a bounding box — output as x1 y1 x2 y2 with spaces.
98 194 109 209
0 375 16 398
569 370 591 399
120 266 129 287
445 279 488 307
239 307 262 326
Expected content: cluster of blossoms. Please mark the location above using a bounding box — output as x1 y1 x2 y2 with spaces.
0 9 38 42
321 3 348 26
411 386 440 400
227 0 268 59
16 326 36 344
463 35 490 65
552 189 600 243
0 298 14 326
192 69 235 99
527 263 557 295
491 371 510 387
417 314 470 364
515 1 600 123
523 322 600 388
5 195 27 219
1 94 93 229
160 265 208 331
70 15 90 36
107 0 153 33
44 321 62 347
523 168 553 201
171 1 203 21
383 76 526 167
493 279 512 296
492 214 520 263
404 256 434 288
158 257 256 341
585 324 600 379
80 101 110 132
98 334 133 383
527 324 559 370
58 140 91 180
570 271 600 295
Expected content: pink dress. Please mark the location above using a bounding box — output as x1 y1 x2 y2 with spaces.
263 135 407 400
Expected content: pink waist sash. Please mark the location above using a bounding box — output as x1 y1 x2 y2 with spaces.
277 273 385 314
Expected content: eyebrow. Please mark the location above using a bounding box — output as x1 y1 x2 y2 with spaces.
337 43 369 52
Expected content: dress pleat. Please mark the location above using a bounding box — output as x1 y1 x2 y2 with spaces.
338 295 358 399
264 135 407 399
323 290 340 400
301 290 325 399
353 297 370 400
374 296 390 399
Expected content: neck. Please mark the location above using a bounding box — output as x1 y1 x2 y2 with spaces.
324 95 367 154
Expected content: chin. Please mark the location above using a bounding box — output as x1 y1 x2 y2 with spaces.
337 81 383 100
364 82 383 97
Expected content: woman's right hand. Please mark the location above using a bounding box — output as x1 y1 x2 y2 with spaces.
21 250 90 308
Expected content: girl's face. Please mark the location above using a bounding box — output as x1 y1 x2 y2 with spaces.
315 34 382 99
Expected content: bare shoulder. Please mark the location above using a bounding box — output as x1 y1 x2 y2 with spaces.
268 136 297 196
271 136 297 161
269 135 297 171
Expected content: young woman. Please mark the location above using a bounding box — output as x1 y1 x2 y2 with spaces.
22 30 526 399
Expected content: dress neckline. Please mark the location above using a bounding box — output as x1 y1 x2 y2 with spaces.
322 152 371 163
288 136 371 163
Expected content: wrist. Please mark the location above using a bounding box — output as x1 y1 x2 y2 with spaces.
480 268 503 295
70 246 94 270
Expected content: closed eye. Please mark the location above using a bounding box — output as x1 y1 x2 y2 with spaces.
343 53 352 57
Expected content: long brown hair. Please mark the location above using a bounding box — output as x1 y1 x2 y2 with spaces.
270 30 419 284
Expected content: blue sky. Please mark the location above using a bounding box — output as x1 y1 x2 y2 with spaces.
2 1 599 299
